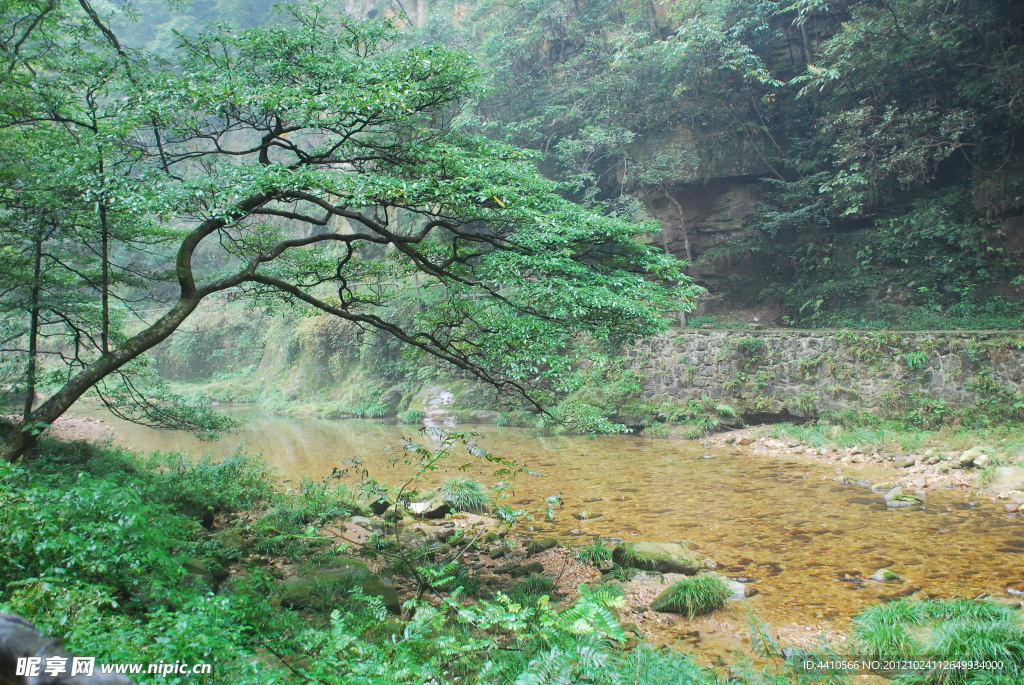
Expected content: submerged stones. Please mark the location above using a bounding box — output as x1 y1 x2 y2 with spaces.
882 486 923 508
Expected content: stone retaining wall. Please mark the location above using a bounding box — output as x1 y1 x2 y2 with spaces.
633 330 1024 421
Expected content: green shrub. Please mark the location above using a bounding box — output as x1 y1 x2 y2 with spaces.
143 450 272 518
438 477 492 513
0 462 195 603
248 480 357 558
649 573 731 618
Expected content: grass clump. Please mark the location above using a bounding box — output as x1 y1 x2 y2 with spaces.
396 409 426 425
508 574 556 605
249 479 359 558
853 598 1024 683
437 477 492 513
649 573 731 618
574 541 613 565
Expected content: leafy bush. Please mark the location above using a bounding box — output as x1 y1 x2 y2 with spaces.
508 574 556 605
0 462 194 604
649 573 731 618
143 450 272 517
249 480 357 559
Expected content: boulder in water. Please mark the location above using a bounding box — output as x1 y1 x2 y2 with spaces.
870 568 900 582
613 541 706 575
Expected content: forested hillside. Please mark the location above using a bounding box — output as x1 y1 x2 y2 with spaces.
413 0 1024 327
118 0 1024 329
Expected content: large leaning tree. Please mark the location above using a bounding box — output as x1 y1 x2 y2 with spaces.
0 0 699 462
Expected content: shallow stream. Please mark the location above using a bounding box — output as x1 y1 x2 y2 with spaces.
70 406 1022 629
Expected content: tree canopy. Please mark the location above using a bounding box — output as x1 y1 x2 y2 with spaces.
0 0 697 460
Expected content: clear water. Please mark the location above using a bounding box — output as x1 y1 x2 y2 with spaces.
70 405 1022 627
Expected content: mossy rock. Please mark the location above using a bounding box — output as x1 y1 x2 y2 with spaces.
281 557 395 610
613 542 705 575
182 557 228 586
526 538 558 556
358 576 401 612
497 561 544 578
214 529 249 560
871 568 900 582
182 557 210 577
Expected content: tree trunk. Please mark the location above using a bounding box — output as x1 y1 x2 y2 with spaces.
0 295 201 462
664 188 693 264
23 234 43 421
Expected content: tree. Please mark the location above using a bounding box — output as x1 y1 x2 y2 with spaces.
0 0 697 461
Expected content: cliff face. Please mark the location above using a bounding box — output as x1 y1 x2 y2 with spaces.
640 180 762 291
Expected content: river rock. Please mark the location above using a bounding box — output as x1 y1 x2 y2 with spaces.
613 541 705 575
727 580 751 600
954 446 988 468
1000 490 1024 504
349 515 389 531
894 456 915 469
399 522 448 545
359 496 391 516
526 538 559 556
870 568 900 582
1004 502 1020 513
988 467 1024 492
496 561 544 578
407 495 453 519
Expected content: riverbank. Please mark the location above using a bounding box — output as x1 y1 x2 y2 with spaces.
0 435 848 684
52 408 1024 627
15 417 1024 682
707 424 1024 498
